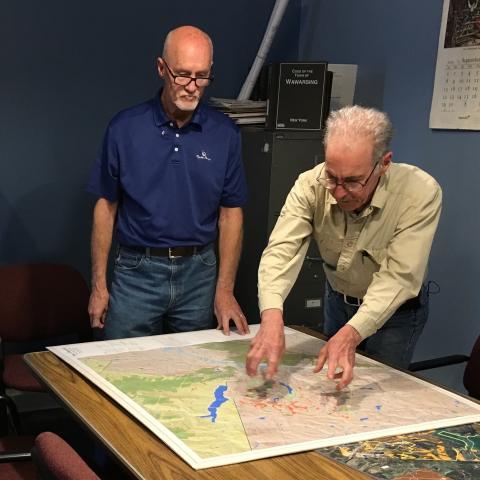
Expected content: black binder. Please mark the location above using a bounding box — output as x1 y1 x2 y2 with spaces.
265 62 332 131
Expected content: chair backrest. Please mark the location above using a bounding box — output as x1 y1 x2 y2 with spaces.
0 264 90 343
32 432 100 480
464 335 480 400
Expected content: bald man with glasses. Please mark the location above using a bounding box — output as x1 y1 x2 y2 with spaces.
87 26 249 339
246 105 442 390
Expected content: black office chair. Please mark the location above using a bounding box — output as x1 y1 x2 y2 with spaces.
0 435 36 480
0 263 91 434
409 334 480 400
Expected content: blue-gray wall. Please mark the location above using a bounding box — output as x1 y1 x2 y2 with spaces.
1 0 477 391
0 0 300 281
300 0 480 390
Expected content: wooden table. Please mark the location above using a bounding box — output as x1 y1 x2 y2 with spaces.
24 335 371 480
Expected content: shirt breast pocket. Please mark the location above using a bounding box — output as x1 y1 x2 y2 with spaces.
362 247 386 267
317 235 342 268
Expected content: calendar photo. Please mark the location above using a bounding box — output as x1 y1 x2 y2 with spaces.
430 0 480 129
444 0 480 47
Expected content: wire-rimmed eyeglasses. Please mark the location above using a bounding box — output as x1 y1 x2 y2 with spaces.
318 161 379 193
162 58 214 88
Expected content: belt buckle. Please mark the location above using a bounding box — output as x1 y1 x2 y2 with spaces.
168 247 181 259
343 293 362 307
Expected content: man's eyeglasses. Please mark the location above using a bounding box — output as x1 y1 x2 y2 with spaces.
162 59 214 88
318 161 379 193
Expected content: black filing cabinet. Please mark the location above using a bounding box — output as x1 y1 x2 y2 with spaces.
235 127 326 331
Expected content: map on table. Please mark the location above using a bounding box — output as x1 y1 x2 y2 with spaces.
49 326 480 469
318 422 480 480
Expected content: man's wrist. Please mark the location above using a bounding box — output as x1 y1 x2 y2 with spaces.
215 281 234 294
91 280 108 293
344 324 362 346
260 308 284 324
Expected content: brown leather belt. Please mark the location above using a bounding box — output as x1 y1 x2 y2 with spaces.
123 245 207 258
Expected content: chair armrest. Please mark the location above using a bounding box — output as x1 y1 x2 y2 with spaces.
409 354 469 372
0 451 32 463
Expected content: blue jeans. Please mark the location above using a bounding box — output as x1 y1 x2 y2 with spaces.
104 245 217 339
323 281 429 368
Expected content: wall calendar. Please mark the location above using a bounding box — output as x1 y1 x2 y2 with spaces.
430 0 480 129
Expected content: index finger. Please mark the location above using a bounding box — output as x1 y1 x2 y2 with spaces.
221 315 231 336
326 353 339 381
314 345 328 373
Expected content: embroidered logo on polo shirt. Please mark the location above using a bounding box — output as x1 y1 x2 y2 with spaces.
196 151 211 161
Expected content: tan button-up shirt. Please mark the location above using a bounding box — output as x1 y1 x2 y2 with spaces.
258 162 442 340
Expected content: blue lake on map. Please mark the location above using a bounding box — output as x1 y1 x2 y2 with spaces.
200 384 229 423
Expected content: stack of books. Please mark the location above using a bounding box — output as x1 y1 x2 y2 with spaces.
209 98 266 125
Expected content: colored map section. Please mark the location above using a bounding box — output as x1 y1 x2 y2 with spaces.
82 337 321 456
83 344 252 457
49 327 480 469
319 422 480 479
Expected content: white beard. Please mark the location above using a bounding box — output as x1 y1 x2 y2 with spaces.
174 96 199 112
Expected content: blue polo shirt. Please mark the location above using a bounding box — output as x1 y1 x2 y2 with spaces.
87 92 247 247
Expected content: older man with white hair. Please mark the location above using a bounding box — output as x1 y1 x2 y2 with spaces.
87 26 249 339
246 105 442 389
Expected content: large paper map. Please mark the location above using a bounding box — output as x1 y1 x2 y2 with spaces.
49 326 480 469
